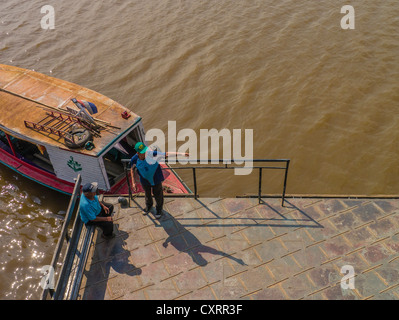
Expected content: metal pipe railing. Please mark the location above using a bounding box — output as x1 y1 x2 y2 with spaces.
123 159 290 206
41 174 82 300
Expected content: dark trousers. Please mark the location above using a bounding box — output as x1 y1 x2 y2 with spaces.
143 183 164 212
86 202 114 236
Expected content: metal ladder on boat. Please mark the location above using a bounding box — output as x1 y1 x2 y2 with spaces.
24 110 100 140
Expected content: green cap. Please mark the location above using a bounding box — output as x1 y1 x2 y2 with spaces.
134 142 148 154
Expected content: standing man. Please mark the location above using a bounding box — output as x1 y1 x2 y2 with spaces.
130 142 188 219
79 182 115 240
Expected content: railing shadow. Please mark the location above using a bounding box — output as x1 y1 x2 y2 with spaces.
171 198 324 229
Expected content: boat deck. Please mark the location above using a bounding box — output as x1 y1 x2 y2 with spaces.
77 196 399 300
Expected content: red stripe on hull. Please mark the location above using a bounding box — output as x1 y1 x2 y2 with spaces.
0 148 75 194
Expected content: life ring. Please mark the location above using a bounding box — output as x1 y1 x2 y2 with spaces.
64 127 93 149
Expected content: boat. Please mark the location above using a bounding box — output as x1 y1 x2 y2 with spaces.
0 64 190 195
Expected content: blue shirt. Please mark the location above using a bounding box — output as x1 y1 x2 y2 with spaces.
130 150 166 186
79 194 102 224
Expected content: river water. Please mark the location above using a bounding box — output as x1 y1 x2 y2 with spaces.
0 0 398 299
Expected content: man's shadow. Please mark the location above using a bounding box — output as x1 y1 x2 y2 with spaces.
81 224 141 299
154 211 247 267
103 227 142 276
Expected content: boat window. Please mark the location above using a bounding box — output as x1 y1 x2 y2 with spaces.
125 130 139 147
8 136 55 174
0 130 12 154
103 129 140 186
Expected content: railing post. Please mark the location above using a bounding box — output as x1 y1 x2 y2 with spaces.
124 161 132 207
258 167 262 204
192 168 197 199
281 160 290 207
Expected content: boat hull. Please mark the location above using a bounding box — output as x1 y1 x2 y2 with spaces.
0 147 75 194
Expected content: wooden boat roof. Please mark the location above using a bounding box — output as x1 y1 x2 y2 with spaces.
0 64 140 157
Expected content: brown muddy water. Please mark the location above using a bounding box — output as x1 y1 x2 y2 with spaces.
0 0 398 299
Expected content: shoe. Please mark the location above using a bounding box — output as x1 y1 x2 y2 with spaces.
101 233 115 240
154 210 163 219
143 206 152 215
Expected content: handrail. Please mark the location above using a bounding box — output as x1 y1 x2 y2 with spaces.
123 159 290 206
41 174 82 300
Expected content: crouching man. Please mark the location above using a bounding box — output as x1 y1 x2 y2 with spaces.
79 182 115 240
